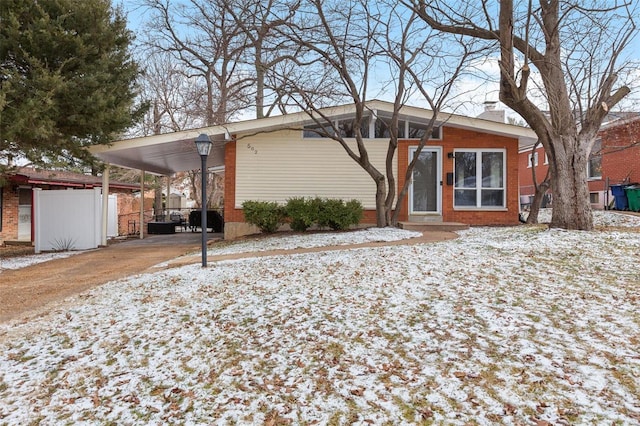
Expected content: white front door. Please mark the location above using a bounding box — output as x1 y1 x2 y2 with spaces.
409 147 442 215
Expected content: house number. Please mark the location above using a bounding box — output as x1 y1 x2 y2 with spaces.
246 143 258 155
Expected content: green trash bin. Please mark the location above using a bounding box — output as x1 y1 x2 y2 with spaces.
624 186 640 212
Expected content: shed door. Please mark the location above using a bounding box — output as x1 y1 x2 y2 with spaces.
409 147 442 214
18 188 32 241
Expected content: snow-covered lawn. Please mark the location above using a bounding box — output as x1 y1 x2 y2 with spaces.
206 227 423 256
1 216 639 425
528 208 640 228
0 251 83 272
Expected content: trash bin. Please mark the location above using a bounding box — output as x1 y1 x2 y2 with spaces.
610 184 629 210
624 185 640 212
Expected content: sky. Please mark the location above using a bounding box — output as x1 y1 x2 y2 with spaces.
117 0 640 121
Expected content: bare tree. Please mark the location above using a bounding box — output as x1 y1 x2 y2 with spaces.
406 0 637 230
275 0 478 226
223 0 303 118
133 54 207 136
139 0 252 126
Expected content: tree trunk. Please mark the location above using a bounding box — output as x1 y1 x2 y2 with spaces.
548 140 593 230
526 141 550 224
526 180 550 224
374 176 387 227
255 42 265 119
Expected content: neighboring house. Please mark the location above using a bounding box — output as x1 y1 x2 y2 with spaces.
91 100 537 239
0 167 140 244
519 114 640 209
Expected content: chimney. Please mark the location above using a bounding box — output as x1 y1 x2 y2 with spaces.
477 101 505 123
484 101 497 111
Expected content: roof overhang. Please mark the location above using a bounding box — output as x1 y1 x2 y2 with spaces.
8 171 139 191
89 100 538 175
89 131 230 176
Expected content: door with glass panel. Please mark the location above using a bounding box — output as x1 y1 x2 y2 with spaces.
409 147 442 215
18 188 32 241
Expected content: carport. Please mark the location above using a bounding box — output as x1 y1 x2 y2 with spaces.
89 129 229 244
88 113 304 243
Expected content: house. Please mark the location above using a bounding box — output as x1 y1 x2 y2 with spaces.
0 167 140 244
89 100 537 239
519 114 640 209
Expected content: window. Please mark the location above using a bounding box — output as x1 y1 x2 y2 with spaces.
527 152 538 168
303 117 370 138
544 153 549 165
375 118 406 138
588 139 602 179
303 114 440 140
590 192 600 204
303 123 333 138
408 122 441 139
454 150 505 208
337 117 369 138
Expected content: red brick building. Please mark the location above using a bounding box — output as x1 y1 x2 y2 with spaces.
1 167 141 244
519 115 640 209
91 101 537 239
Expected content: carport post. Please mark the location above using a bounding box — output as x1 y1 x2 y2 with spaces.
195 134 212 267
101 164 110 246
140 169 145 239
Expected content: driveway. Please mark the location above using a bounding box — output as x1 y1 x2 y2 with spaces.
0 233 219 323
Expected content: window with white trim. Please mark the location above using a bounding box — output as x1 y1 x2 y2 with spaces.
588 139 602 179
527 152 538 168
454 149 506 208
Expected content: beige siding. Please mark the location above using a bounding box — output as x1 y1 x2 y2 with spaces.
235 130 396 208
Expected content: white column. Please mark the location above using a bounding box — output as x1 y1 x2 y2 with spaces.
140 169 145 239
101 164 110 246
166 175 171 212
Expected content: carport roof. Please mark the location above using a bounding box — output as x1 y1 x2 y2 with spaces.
89 100 538 176
8 166 140 190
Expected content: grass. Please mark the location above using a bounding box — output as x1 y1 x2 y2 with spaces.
1 224 639 424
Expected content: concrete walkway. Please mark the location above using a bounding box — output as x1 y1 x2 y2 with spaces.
168 230 457 268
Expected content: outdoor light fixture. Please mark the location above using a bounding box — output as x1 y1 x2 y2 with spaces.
195 133 212 267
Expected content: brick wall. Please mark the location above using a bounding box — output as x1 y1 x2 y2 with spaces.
224 141 243 224
518 118 640 206
399 127 520 226
519 146 549 196
115 192 155 236
601 121 640 184
0 185 20 243
225 127 521 234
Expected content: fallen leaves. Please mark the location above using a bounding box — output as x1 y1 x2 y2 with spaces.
1 224 640 424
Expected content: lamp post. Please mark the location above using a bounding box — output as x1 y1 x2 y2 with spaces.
195 133 212 267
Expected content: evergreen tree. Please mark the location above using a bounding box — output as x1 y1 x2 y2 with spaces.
0 0 146 170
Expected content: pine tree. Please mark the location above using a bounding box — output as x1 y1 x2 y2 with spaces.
0 0 146 170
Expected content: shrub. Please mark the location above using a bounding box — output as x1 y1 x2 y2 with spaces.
285 197 318 232
242 200 287 233
317 198 364 231
243 198 363 233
